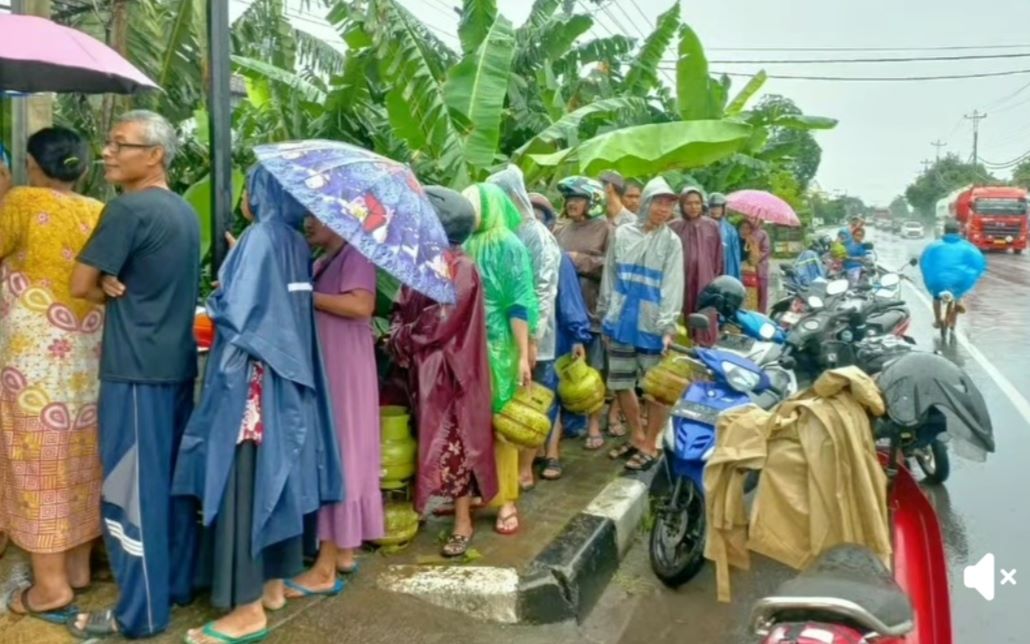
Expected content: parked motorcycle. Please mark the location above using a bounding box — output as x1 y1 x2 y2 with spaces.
649 314 795 588
748 352 994 644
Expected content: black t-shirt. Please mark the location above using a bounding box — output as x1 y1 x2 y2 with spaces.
78 188 200 383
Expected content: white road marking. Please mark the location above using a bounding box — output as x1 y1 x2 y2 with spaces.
905 283 1030 424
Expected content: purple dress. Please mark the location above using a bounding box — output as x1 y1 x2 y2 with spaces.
315 245 384 548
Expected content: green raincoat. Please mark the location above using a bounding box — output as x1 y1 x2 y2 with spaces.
462 184 539 412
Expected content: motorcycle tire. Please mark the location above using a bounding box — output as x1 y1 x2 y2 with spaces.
916 439 950 485
649 478 706 588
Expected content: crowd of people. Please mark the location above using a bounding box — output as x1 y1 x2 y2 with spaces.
0 111 775 643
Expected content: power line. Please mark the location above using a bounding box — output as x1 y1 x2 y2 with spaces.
706 44 1030 52
708 52 1030 65
655 68 1030 82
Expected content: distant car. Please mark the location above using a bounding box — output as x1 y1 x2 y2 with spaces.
902 221 925 239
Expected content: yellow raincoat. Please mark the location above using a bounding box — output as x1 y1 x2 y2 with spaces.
703 367 891 602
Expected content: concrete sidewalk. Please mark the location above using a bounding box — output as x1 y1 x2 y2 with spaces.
0 434 660 643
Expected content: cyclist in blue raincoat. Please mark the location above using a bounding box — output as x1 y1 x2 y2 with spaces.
920 220 987 328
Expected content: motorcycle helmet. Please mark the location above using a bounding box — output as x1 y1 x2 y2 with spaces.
708 192 728 208
557 175 605 217
698 275 746 319
876 352 994 458
425 185 476 246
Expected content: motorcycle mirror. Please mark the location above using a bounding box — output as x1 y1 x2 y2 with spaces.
826 279 849 296
908 257 918 266
687 313 711 330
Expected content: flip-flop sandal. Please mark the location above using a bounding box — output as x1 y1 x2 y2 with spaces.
608 442 639 460
66 608 119 638
625 452 659 472
336 562 360 575
283 578 345 599
540 458 563 480
7 587 79 626
184 622 270 644
441 532 474 558
495 509 520 536
606 419 626 438
519 479 536 492
584 435 605 450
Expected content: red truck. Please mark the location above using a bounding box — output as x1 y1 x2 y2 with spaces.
948 186 1028 253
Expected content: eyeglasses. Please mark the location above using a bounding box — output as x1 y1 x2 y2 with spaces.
103 140 156 154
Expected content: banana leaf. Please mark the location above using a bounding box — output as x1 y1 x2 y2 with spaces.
676 23 721 121
773 114 839 130
529 120 753 178
725 71 767 116
623 2 679 95
184 169 246 259
458 0 498 54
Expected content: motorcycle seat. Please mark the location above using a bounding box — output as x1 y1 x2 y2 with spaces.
753 544 914 636
866 309 906 335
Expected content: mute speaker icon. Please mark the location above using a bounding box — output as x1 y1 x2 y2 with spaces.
964 553 996 601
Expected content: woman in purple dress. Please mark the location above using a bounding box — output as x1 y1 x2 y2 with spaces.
286 217 384 595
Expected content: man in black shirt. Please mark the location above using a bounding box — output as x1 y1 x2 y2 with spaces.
69 110 199 639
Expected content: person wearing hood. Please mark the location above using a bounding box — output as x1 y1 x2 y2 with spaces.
920 220 986 329
286 193 385 593
387 186 497 558
708 192 741 280
486 165 561 491
171 166 344 644
669 186 724 345
599 178 684 472
462 183 538 536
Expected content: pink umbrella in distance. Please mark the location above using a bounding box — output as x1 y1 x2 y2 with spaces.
726 189 801 227
0 14 158 94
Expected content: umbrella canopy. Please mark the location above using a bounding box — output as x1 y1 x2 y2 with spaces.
726 189 801 227
254 140 456 304
0 14 158 94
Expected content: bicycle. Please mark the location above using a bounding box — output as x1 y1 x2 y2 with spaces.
937 290 959 343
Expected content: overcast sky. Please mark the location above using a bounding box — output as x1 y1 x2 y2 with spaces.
267 0 1030 206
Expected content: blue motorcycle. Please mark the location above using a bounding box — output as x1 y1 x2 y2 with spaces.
649 314 794 588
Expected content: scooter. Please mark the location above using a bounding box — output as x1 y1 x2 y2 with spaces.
649 314 795 588
749 353 995 644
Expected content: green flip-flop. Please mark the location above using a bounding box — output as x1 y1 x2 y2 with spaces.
284 577 346 598
184 622 269 644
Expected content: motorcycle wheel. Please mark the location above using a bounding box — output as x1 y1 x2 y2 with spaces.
649 477 706 588
915 439 950 484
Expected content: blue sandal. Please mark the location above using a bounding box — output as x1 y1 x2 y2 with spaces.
7 587 79 626
184 622 269 643
283 577 345 598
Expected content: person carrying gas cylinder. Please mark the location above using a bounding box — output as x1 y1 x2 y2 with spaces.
920 220 987 329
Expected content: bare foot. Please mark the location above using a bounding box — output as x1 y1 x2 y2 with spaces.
262 580 285 611
285 566 337 598
335 551 357 573
185 602 267 643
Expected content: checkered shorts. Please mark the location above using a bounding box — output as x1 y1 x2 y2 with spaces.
606 341 662 391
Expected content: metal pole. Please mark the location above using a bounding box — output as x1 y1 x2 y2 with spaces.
207 0 232 273
965 110 986 165
10 0 27 185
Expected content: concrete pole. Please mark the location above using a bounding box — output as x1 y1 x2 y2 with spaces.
9 0 53 185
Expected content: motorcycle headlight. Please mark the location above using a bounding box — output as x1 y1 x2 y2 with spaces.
803 319 821 331
807 295 824 310
722 361 762 393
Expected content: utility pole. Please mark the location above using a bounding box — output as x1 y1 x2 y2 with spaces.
965 111 987 164
921 159 932 173
931 139 947 161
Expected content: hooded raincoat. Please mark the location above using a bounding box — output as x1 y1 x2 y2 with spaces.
919 232 987 299
488 165 561 362
173 167 343 554
719 218 742 280
388 249 498 515
462 183 539 507
598 178 684 351
669 187 724 344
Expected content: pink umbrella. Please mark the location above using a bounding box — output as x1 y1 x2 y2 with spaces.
0 14 158 94
725 189 801 227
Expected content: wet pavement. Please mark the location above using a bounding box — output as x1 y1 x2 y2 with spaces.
2 231 1027 643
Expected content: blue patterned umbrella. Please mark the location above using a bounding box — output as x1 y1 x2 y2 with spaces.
254 140 455 304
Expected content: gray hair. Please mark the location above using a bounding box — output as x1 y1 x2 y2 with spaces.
115 110 178 169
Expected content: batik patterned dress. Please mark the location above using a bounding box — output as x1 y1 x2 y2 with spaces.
0 187 103 553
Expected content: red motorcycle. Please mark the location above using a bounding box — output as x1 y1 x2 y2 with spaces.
748 353 994 643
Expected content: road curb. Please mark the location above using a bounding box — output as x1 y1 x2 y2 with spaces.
379 465 659 625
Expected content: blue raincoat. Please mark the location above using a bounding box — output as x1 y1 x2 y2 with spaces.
919 232 987 299
173 167 344 554
719 219 742 280
840 228 867 270
552 253 594 433
792 249 826 287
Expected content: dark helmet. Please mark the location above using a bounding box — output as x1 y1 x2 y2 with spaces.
876 352 994 456
698 275 746 319
425 185 476 246
708 192 728 208
944 220 960 234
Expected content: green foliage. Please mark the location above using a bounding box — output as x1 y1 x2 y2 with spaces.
622 2 679 96
1012 159 1030 189
904 154 998 215
675 24 721 121
888 195 911 220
